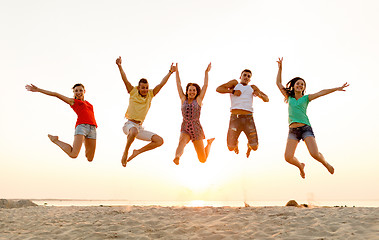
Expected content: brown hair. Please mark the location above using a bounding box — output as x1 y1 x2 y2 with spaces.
185 83 201 100
72 83 85 89
138 78 148 86
72 83 85 99
240 69 252 76
284 77 306 102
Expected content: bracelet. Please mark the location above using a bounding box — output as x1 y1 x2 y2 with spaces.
169 70 173 73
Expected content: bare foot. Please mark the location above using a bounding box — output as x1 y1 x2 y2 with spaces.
173 157 179 165
299 163 305 179
246 147 252 158
121 154 128 167
234 146 239 154
325 162 334 174
127 149 140 163
48 134 58 143
207 138 215 145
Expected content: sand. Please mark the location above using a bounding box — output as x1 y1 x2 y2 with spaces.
0 205 378 239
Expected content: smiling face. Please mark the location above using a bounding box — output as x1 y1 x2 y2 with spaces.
187 85 198 99
138 82 149 97
294 79 306 93
239 70 252 86
73 85 85 100
185 83 201 100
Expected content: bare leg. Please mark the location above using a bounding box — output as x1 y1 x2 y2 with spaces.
122 127 138 167
304 137 334 174
284 139 305 179
205 138 215 159
127 134 164 162
228 145 239 154
193 137 215 163
48 134 84 159
246 144 258 158
84 138 96 162
246 146 252 158
173 133 191 165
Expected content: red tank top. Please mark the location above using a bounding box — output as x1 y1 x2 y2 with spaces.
70 99 97 128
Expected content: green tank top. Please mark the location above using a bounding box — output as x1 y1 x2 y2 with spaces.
288 95 311 126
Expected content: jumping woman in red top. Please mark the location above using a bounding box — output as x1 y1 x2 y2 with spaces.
25 83 97 162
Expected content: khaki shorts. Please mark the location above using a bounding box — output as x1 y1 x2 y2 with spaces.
122 120 156 141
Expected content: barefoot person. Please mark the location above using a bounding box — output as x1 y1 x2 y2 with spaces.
173 63 215 165
116 56 176 167
276 57 349 178
25 83 97 162
216 69 269 158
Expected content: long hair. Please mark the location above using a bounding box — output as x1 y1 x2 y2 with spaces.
185 83 201 100
72 83 85 99
284 77 306 101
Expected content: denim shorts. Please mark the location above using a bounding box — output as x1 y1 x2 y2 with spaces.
75 124 97 139
227 114 258 149
288 125 315 141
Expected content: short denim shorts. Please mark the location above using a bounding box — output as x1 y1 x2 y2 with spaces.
75 124 97 139
288 125 315 141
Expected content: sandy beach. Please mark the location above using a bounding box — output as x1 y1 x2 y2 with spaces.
1 205 378 240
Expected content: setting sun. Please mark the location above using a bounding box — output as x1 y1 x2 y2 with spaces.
173 152 226 193
185 200 206 207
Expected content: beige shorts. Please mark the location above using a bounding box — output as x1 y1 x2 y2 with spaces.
122 121 156 141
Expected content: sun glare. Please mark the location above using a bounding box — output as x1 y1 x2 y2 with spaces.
176 163 214 193
185 200 206 207
173 151 232 196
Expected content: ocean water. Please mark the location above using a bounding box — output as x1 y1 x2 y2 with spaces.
31 199 379 207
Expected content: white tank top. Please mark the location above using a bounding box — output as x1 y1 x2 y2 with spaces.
230 83 254 112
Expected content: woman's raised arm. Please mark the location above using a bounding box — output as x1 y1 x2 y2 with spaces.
25 84 74 105
276 57 288 99
197 62 211 104
308 82 349 101
175 63 186 102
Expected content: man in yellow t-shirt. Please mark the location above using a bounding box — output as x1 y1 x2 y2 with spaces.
116 56 176 167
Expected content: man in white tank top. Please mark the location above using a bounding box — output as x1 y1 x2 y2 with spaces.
216 69 269 157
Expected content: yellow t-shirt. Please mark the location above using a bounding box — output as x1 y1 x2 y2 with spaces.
125 87 154 123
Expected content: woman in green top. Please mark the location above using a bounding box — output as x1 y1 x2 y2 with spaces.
276 57 349 179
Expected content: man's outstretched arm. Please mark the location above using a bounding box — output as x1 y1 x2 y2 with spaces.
153 63 176 96
116 56 133 93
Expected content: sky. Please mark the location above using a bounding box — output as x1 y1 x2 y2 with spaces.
1 0 378 203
